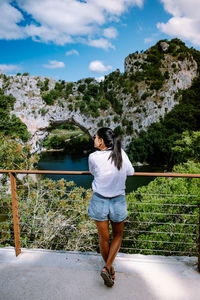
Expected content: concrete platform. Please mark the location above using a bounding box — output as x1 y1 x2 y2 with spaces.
0 247 200 300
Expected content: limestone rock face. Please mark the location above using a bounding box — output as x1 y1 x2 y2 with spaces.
160 42 169 52
1 41 198 153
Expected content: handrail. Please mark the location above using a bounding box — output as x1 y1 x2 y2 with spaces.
0 169 200 178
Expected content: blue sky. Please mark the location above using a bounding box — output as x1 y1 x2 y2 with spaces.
0 0 200 82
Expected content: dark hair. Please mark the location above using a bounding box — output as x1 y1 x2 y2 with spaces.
97 127 122 170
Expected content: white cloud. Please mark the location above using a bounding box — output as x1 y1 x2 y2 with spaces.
66 49 79 56
158 0 200 46
88 38 115 50
43 60 65 69
92 0 143 15
103 27 118 39
95 75 105 82
24 24 72 45
0 64 20 72
0 0 144 48
0 1 26 39
89 60 113 73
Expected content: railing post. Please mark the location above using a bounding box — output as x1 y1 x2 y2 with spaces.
9 172 21 257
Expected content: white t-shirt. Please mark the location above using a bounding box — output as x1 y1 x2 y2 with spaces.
88 148 134 197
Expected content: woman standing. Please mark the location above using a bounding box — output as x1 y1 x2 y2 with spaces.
88 127 134 287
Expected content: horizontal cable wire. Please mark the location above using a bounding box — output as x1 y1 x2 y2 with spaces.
120 247 197 254
123 230 197 236
16 198 199 205
0 221 13 224
123 239 196 245
126 221 198 226
18 198 86 203
20 240 98 247
127 202 198 207
126 211 197 217
127 193 199 197
15 228 198 237
17 192 199 197
0 214 11 217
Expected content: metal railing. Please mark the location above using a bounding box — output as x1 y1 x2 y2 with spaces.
0 169 200 272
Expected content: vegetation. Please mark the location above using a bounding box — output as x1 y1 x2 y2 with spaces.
42 124 93 154
124 160 200 255
128 41 165 90
0 89 29 141
127 75 200 166
0 135 38 171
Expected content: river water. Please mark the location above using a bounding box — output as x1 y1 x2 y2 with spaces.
38 151 163 193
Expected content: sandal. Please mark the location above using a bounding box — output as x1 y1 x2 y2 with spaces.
101 266 114 287
110 266 115 281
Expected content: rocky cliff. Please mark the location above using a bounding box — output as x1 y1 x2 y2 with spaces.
0 39 198 153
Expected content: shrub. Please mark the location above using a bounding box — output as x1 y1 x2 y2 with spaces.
99 99 109 110
114 125 123 136
42 93 54 105
0 91 29 141
87 84 99 98
97 119 104 127
40 78 49 92
68 104 73 111
85 77 94 84
78 84 86 93
141 92 149 100
83 94 91 102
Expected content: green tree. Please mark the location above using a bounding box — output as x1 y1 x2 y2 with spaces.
172 131 200 163
0 91 29 141
42 93 54 105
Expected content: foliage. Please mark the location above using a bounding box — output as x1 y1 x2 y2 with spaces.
64 133 93 154
84 77 94 84
0 90 29 141
43 135 66 149
172 131 200 163
42 126 93 153
124 161 200 255
42 93 54 105
114 125 124 136
40 78 49 92
127 76 200 166
77 84 86 93
0 135 38 171
55 123 77 130
128 41 165 89
0 177 97 251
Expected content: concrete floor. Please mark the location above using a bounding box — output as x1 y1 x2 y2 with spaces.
0 247 200 300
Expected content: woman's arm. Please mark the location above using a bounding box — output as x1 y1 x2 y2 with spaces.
88 154 96 176
122 149 135 175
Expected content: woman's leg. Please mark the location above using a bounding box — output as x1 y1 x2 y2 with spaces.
95 220 110 263
95 220 124 272
104 220 124 269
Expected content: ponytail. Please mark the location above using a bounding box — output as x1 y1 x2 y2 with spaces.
109 135 122 170
97 127 122 170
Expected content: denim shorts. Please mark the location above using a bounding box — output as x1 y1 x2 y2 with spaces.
88 192 127 223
